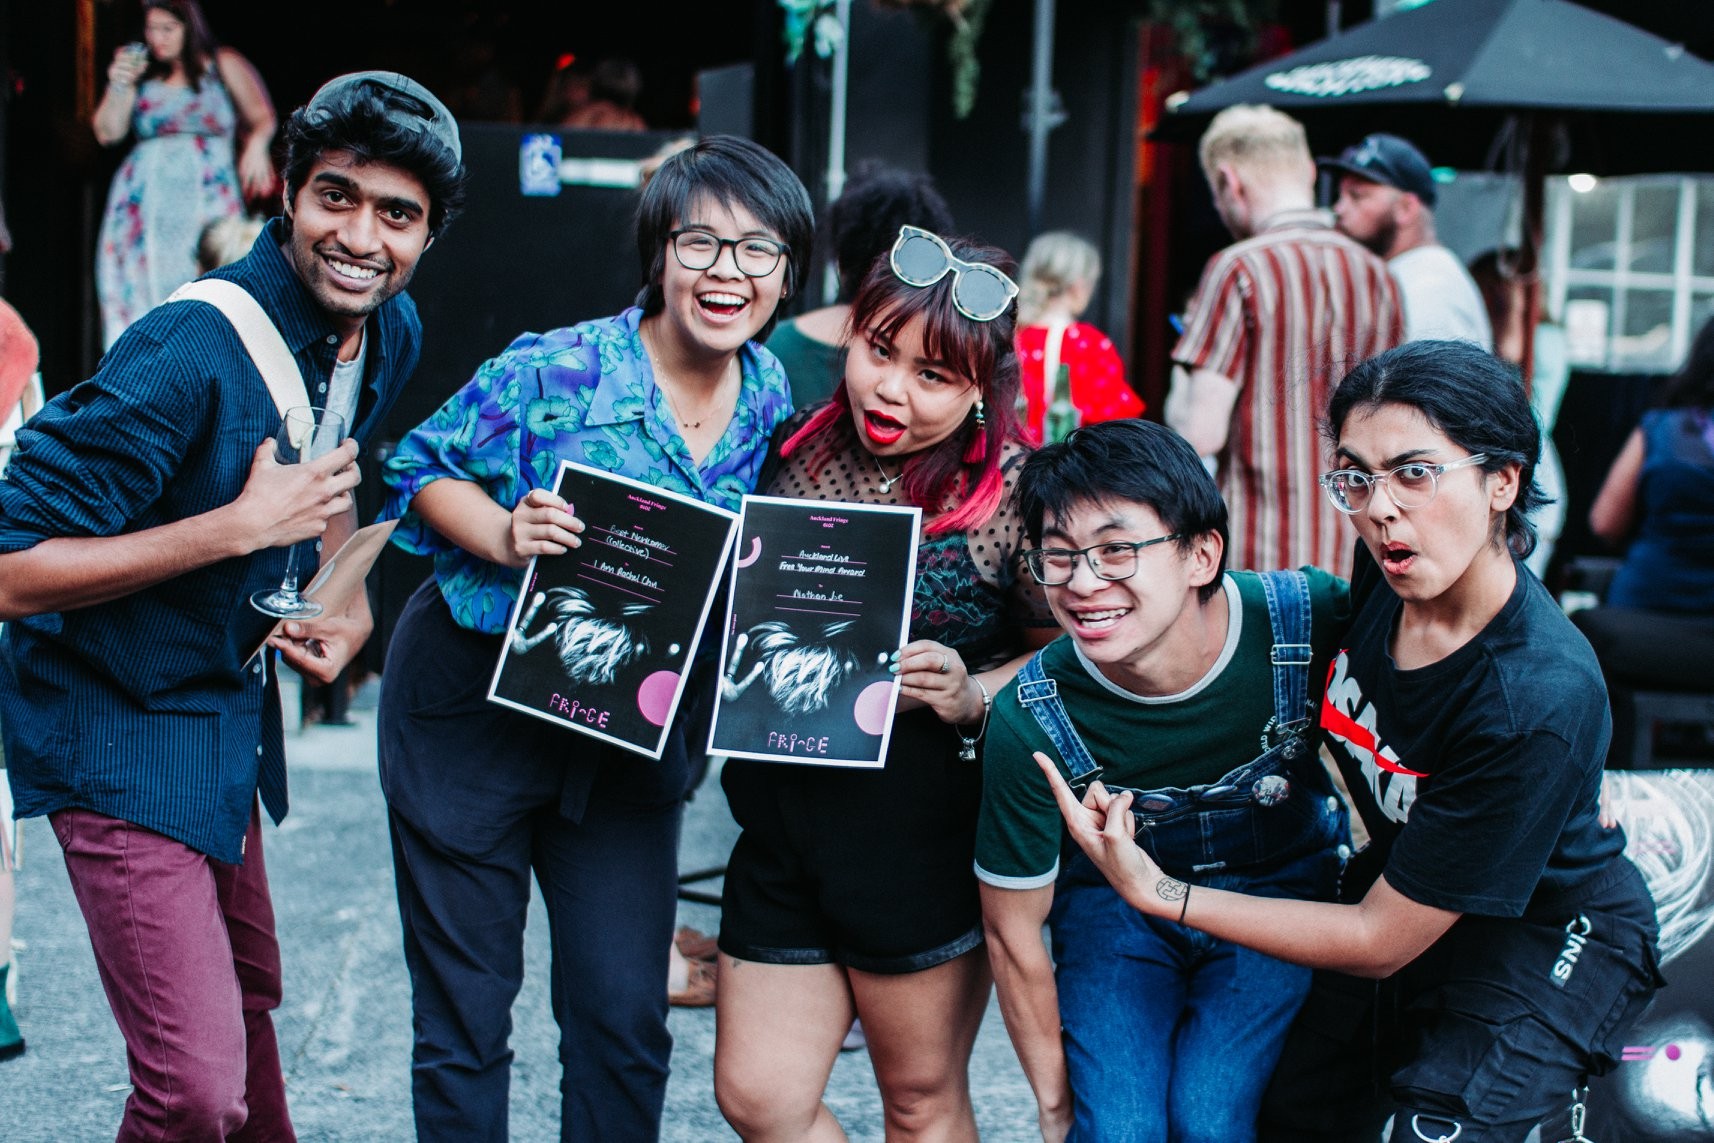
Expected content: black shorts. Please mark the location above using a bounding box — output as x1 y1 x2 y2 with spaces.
1259 858 1664 1143
718 707 984 975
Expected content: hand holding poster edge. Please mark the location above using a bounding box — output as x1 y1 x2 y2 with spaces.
247 518 399 666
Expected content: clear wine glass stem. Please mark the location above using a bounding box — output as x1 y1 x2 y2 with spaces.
279 545 302 599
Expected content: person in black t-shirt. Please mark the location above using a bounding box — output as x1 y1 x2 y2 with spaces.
1038 340 1663 1142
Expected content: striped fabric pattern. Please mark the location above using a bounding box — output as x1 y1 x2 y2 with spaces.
1174 211 1404 577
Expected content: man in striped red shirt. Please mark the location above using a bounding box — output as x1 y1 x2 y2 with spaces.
1167 104 1404 577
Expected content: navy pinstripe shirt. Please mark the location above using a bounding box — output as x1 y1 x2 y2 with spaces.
0 219 421 861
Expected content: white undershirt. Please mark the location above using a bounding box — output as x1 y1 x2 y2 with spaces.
323 328 366 432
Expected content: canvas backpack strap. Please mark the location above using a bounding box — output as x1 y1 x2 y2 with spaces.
166 278 311 417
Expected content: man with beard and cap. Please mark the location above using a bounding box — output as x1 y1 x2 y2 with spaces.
0 71 464 1139
1323 132 1492 350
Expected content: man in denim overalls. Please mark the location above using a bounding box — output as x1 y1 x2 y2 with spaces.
977 420 1351 1142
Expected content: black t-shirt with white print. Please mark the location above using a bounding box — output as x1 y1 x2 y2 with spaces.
1320 545 1626 918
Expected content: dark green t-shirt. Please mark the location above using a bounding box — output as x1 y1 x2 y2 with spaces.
765 319 847 408
975 568 1349 888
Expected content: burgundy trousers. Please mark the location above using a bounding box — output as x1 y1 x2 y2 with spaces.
52 803 294 1142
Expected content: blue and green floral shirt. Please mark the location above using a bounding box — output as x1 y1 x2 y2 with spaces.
381 306 794 634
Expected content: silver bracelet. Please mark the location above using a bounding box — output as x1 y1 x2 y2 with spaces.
956 677 991 763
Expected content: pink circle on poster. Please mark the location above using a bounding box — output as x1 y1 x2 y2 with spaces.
853 681 895 736
638 670 681 727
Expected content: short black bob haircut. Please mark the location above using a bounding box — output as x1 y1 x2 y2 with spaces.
1017 419 1229 603
280 87 467 237
634 135 814 344
1326 339 1547 559
827 160 953 303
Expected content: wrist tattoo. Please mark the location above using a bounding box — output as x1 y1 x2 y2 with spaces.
1158 877 1191 924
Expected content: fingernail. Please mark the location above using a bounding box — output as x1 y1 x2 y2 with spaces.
887 663 900 674
888 651 900 663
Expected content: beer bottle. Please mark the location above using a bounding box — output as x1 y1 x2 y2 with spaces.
1045 364 1079 445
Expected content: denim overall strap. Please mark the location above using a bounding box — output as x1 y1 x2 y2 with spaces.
1016 651 1104 795
1258 569 1313 739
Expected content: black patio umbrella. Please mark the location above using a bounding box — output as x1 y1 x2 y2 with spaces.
1152 0 1714 378
1156 0 1714 174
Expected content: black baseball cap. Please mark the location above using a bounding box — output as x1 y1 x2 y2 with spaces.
1318 133 1436 208
304 71 462 166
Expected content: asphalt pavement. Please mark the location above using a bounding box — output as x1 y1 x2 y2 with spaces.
0 676 1038 1142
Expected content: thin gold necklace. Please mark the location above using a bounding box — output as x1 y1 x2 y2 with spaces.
644 325 735 431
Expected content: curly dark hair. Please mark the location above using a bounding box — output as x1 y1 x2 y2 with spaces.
826 161 954 303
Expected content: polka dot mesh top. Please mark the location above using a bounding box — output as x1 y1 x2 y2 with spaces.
762 406 1057 672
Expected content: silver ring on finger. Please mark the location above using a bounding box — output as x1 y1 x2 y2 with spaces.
938 653 949 674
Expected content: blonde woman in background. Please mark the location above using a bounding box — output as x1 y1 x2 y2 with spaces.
1015 230 1142 444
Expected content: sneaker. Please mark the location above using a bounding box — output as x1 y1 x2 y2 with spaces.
0 962 23 1061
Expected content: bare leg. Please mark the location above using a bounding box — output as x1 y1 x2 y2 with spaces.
850 947 991 1143
715 955 854 1142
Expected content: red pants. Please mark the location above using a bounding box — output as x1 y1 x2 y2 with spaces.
52 803 293 1142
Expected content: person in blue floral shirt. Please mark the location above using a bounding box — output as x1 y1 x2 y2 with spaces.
376 135 811 1143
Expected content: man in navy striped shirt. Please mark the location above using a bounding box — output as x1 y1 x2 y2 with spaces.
0 72 464 1140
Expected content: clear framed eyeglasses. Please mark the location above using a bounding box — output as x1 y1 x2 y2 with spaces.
1319 453 1490 515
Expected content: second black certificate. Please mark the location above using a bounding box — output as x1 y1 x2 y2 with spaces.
708 494 922 767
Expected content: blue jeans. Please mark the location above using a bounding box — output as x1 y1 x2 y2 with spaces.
1052 843 1343 1143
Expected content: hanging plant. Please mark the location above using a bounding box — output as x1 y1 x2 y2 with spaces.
777 0 833 68
872 0 994 120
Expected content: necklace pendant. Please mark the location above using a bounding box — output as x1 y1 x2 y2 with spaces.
872 454 901 494
958 740 978 763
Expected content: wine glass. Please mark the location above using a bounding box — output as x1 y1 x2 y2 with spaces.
250 405 348 619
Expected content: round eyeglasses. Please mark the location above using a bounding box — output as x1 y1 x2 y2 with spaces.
669 229 788 278
1021 534 1184 586
1319 453 1490 515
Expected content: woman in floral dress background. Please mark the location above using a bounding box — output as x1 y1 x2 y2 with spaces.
92 0 275 349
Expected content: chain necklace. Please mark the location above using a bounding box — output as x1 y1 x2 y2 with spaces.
642 324 736 431
871 452 901 493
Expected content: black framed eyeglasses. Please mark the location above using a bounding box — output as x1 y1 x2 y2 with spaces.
1021 534 1185 586
889 225 1019 322
1319 454 1489 515
669 229 788 278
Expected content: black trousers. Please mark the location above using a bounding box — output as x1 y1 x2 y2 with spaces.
378 580 693 1142
1259 860 1663 1143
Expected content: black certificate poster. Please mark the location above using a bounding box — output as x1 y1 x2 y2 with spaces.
488 460 738 759
708 495 921 767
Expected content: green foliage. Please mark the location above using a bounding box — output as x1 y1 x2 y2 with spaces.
1146 0 1280 81
947 0 995 119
